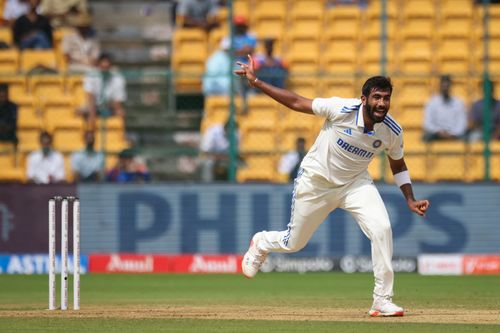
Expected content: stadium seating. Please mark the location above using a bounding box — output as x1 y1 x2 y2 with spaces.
171 29 207 91
237 154 276 182
20 50 58 73
0 49 19 73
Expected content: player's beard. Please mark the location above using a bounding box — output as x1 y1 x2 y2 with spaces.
365 102 388 123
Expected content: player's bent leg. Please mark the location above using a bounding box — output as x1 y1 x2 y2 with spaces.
242 171 337 278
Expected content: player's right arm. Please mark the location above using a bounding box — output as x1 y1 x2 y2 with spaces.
235 55 313 114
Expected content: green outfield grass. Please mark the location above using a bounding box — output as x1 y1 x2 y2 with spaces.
1 273 500 332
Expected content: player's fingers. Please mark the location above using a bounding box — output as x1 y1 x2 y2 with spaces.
234 70 246 76
248 54 254 70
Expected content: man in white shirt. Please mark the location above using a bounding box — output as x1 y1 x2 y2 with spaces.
70 130 103 182
423 75 467 141
81 53 126 128
235 56 430 317
199 121 238 182
26 131 65 184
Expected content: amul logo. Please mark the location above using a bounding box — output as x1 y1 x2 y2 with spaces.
0 203 14 242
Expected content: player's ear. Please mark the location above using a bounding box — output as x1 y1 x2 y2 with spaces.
360 95 367 105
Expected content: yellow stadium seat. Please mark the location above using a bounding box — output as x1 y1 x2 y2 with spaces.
321 77 357 98
361 19 398 41
325 6 361 36
171 29 207 91
29 75 66 101
237 154 276 182
279 129 311 152
17 129 41 152
365 1 398 22
53 129 84 153
399 20 434 43
360 40 396 75
240 129 276 153
253 0 287 39
20 49 58 73
473 39 500 74
464 153 485 182
207 28 227 54
17 99 42 129
290 0 324 22
233 0 250 18
427 141 467 182
402 153 427 181
280 107 317 131
436 41 471 75
0 76 27 102
95 129 128 153
398 41 433 74
0 28 13 45
403 128 426 153
96 116 125 130
323 48 358 74
440 0 473 22
402 0 435 21
393 77 432 106
66 75 85 107
240 95 279 131
0 49 19 73
287 77 319 98
42 97 82 131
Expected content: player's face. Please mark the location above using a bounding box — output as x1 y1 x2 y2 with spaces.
364 88 391 123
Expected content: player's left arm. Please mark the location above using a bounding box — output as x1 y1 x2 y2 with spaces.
388 156 430 216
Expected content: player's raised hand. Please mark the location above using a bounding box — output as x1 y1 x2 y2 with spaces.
234 54 258 86
407 199 430 217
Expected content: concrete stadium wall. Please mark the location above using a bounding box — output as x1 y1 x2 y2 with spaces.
1 183 499 256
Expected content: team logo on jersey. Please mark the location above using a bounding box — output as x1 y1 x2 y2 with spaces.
372 139 382 148
343 128 352 136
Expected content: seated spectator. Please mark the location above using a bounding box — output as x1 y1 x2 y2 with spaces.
106 148 150 183
423 75 467 141
80 53 126 128
61 13 100 73
278 137 307 182
26 131 65 184
468 80 500 141
254 38 288 89
2 0 30 27
39 0 88 27
12 0 53 50
199 120 239 182
202 38 231 96
70 130 104 182
177 0 219 32
0 84 18 146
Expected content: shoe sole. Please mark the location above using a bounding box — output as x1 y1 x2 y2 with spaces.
369 310 404 317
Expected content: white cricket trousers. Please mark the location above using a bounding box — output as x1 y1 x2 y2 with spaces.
258 169 395 299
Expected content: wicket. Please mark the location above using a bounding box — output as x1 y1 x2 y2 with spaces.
48 196 80 311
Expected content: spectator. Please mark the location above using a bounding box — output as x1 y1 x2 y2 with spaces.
230 15 257 64
254 38 288 89
423 75 467 141
39 0 88 27
80 53 126 128
199 120 239 182
0 84 18 146
12 0 53 50
468 80 500 141
278 137 307 182
61 13 100 73
106 148 151 183
202 38 231 96
177 0 219 32
70 130 104 182
26 131 65 184
2 0 30 27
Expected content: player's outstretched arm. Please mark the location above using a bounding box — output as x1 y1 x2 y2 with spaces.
388 156 430 217
235 55 313 114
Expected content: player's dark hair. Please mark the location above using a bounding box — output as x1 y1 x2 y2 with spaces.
98 53 112 63
362 76 393 97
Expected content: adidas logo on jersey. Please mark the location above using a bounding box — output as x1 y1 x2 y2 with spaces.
344 128 352 136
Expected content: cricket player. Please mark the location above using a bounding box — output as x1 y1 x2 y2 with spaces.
235 55 430 317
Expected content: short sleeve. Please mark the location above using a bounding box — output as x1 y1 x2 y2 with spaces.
311 97 347 120
387 131 404 160
83 73 98 94
111 75 126 102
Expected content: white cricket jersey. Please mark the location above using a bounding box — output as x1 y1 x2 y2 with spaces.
300 97 404 186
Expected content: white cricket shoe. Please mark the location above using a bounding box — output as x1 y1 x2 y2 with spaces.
242 232 268 278
368 296 404 317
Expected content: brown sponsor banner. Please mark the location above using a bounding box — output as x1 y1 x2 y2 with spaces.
0 184 77 253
